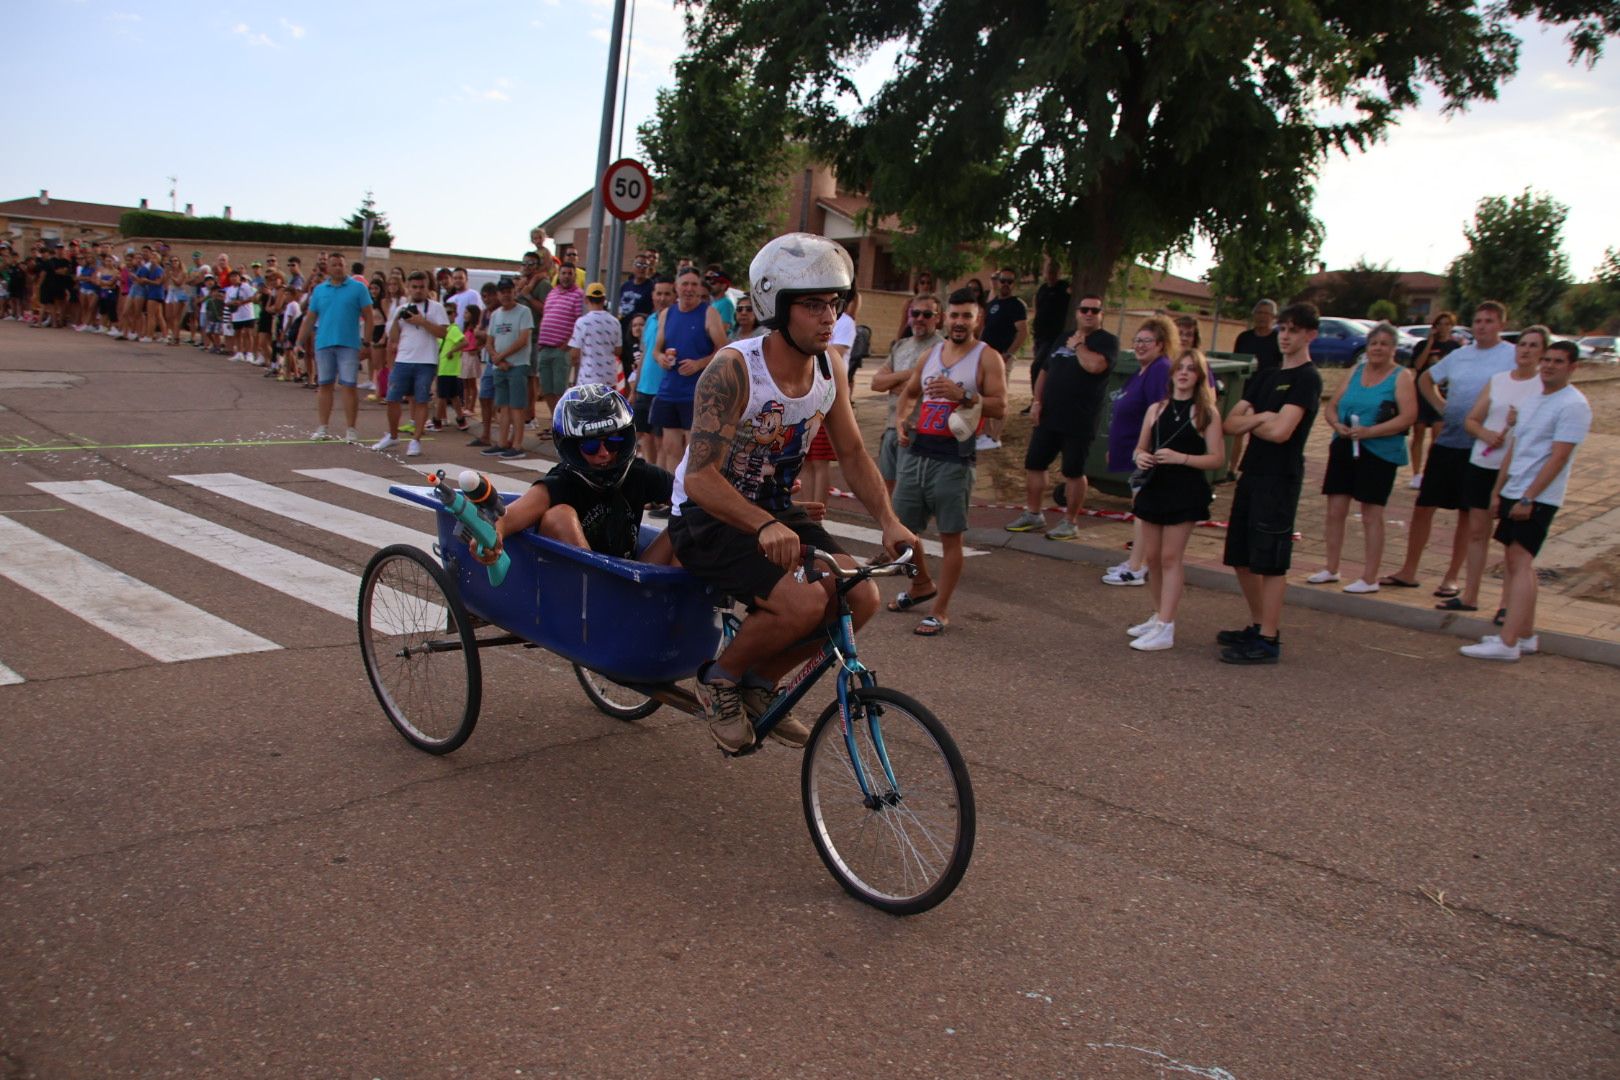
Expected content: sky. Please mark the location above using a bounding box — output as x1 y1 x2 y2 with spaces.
7 3 1617 283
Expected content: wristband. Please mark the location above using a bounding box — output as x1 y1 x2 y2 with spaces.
755 519 779 539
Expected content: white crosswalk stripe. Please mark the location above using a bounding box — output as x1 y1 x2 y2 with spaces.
0 513 279 662
173 472 435 550
31 479 432 633
0 659 28 685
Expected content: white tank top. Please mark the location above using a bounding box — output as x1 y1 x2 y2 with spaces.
671 334 837 514
911 340 984 460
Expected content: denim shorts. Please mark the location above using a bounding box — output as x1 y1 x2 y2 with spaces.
493 364 530 408
478 367 495 401
385 362 436 403
315 345 362 388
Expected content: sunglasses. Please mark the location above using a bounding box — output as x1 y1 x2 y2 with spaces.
578 434 628 455
1077 305 1102 314
909 309 938 318
993 275 1015 284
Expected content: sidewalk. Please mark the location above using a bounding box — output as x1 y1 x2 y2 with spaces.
841 363 1620 667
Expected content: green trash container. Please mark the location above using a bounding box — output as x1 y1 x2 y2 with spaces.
1082 352 1258 498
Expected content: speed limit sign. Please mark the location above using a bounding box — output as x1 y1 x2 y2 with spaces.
601 158 654 222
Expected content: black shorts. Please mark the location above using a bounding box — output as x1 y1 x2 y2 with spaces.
1460 463 1500 512
631 394 660 434
1321 437 1397 506
1223 473 1301 577
436 374 462 403
669 504 845 610
257 310 274 333
1494 499 1557 556
1416 444 1469 509
1024 425 1090 479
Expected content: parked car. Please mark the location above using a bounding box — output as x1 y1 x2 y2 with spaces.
1356 319 1420 362
1310 317 1370 366
1400 323 1472 346
1578 335 1616 361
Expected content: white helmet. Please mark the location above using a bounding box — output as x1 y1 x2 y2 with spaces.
748 233 854 327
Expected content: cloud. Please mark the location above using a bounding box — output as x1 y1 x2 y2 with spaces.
278 17 305 39
231 22 276 48
589 27 610 43
457 84 511 103
105 11 140 21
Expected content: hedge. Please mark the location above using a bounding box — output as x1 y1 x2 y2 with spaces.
117 211 383 248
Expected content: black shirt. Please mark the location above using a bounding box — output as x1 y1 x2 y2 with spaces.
1038 328 1118 437
1233 328 1282 372
1238 361 1323 478
981 296 1026 353
536 458 674 558
617 277 653 318
1032 280 1071 341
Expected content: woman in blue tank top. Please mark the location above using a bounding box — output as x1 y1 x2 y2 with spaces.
1308 322 1417 594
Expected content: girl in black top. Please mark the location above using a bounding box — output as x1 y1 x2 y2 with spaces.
1408 311 1460 484
1126 349 1228 652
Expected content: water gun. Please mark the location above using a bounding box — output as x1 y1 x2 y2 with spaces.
429 469 510 587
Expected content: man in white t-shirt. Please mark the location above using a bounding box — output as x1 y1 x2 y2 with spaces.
1452 325 1550 614
444 268 481 328
226 270 259 363
1461 340 1591 662
373 270 450 457
568 283 623 390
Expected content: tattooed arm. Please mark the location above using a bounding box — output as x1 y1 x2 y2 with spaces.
680 348 769 534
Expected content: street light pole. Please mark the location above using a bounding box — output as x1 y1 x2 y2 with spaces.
584 0 628 287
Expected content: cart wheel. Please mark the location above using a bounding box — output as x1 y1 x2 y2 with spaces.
573 663 661 721
358 544 481 754
801 686 974 915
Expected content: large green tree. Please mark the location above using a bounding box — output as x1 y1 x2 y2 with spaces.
634 46 798 277
1444 188 1571 324
1207 211 1323 313
679 0 1613 295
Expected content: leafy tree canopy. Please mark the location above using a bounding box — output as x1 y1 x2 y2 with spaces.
679 0 1613 294
1444 188 1571 325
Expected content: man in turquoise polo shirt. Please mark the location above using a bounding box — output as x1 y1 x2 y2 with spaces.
296 249 375 441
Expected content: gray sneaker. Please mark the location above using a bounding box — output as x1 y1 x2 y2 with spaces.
1005 509 1045 532
696 668 754 752
1046 519 1079 541
741 685 810 748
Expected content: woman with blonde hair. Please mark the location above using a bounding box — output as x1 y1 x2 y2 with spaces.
1102 314 1179 586
1125 349 1227 650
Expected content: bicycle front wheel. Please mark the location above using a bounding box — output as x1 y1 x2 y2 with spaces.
358 544 481 754
801 686 974 915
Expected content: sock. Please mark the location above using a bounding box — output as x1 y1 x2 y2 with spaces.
702 661 741 686
740 670 776 691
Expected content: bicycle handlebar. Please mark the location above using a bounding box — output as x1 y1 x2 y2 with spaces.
799 544 917 582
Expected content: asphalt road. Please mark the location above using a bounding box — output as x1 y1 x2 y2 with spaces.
1 323 1616 1079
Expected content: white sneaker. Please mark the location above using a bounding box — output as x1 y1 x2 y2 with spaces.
1102 567 1148 587
1107 559 1132 576
311 425 331 440
974 434 1002 451
1005 509 1045 533
1342 579 1380 594
1460 638 1520 662
1409 474 1423 490
1483 633 1538 655
344 427 361 443
138 336 153 343
1305 569 1340 584
406 439 423 457
108 330 123 339
1130 621 1175 651
229 352 242 362
1127 614 1162 638
372 434 399 452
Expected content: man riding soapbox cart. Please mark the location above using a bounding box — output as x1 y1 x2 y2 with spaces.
356 467 974 915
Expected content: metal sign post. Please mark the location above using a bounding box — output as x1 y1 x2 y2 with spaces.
584 0 629 287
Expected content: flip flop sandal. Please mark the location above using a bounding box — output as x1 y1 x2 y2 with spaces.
1493 607 1507 627
1434 597 1478 612
887 589 938 613
1432 584 1460 598
1378 576 1420 588
914 616 948 637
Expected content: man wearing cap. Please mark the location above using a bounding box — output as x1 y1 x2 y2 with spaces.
535 265 585 425
705 265 736 336
481 277 535 460
570 283 623 390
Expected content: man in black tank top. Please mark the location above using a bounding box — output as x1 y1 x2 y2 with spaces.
672 233 918 754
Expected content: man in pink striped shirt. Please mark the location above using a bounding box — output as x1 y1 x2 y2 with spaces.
536 266 584 422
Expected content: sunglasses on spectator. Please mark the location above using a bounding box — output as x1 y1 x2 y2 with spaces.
993 275 1015 283
1077 305 1102 314
578 435 628 455
910 309 938 318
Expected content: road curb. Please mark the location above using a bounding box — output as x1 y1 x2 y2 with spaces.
963 527 1620 669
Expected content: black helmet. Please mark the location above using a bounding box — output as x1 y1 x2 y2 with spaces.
553 384 635 490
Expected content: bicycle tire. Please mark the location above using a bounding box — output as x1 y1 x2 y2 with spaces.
358 544 481 754
801 686 974 914
573 663 662 721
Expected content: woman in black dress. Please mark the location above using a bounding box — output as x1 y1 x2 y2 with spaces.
1407 311 1460 488
1126 348 1228 652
